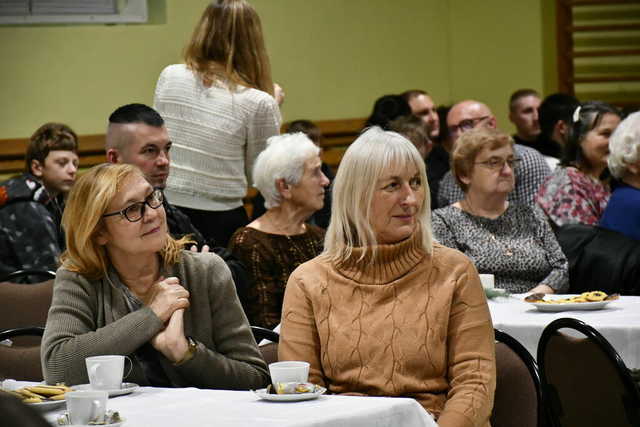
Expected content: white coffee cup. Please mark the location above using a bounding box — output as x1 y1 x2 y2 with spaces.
269 361 309 386
85 355 130 390
66 390 108 425
479 274 495 289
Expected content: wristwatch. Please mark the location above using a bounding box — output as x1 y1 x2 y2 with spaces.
174 336 197 366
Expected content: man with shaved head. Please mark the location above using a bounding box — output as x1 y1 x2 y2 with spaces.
437 99 551 207
105 104 250 304
106 104 171 189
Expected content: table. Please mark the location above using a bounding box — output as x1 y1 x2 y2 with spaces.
488 294 640 369
43 387 436 427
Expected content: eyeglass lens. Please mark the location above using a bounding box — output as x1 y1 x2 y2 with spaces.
124 190 163 221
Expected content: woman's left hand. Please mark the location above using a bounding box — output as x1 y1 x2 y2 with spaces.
151 309 189 363
529 284 555 294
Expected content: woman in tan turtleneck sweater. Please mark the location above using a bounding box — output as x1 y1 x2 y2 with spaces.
279 127 496 427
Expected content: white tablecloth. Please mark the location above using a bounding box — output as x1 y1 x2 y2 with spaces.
488 294 640 369
43 387 436 427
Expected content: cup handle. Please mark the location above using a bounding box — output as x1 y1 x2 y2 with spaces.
89 399 104 424
123 355 133 380
88 363 103 387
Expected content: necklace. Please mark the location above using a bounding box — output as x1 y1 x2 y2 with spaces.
462 198 513 257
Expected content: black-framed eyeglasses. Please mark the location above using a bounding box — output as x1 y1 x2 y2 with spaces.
475 157 522 171
102 189 164 223
449 115 491 134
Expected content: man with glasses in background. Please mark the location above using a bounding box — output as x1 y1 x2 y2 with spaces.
437 99 551 208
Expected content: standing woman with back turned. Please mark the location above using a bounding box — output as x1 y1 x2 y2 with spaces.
154 0 282 247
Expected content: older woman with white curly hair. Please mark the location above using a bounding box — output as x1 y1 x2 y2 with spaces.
600 111 640 241
228 133 330 329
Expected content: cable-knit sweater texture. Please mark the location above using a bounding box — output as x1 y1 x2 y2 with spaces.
279 233 495 427
154 64 281 211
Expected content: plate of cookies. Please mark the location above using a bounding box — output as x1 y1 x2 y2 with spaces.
1 383 72 411
524 291 618 312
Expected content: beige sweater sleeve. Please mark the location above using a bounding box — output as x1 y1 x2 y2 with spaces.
438 260 496 427
278 269 326 387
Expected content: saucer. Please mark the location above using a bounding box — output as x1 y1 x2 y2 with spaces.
29 399 66 412
253 385 326 402
72 383 139 397
56 411 125 426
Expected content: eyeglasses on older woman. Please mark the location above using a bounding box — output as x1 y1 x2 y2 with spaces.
102 188 164 222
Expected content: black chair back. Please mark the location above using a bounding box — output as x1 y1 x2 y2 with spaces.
0 269 56 284
251 326 280 343
538 318 640 427
250 326 279 365
493 329 544 427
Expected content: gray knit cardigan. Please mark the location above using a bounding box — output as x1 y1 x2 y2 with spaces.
41 250 269 389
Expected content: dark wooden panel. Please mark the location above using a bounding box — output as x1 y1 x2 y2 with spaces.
1 120 366 175
572 48 640 57
573 75 640 82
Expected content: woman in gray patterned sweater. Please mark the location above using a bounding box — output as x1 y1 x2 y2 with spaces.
432 128 568 294
41 163 269 389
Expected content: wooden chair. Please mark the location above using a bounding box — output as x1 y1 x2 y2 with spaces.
492 329 545 427
0 273 55 381
538 318 640 427
251 326 279 365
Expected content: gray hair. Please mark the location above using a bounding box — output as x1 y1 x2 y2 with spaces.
323 126 432 264
608 111 640 179
253 133 320 208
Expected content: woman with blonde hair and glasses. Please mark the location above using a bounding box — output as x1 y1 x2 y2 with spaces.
279 127 495 426
41 163 269 389
154 0 282 247
432 128 568 294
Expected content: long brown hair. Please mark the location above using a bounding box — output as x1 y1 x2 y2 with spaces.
184 0 274 95
60 163 192 280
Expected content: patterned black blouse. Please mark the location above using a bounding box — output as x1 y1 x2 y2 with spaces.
228 224 325 329
431 204 569 293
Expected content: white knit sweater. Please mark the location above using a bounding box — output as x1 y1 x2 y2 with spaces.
154 64 281 211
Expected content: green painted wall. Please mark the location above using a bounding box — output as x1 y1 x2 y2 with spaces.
0 0 553 140
447 0 547 131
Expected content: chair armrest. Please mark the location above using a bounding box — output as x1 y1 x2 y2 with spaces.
251 326 280 343
0 269 56 283
0 327 45 341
